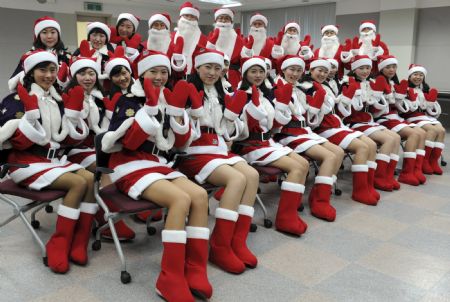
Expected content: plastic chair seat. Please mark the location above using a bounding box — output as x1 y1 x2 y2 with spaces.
99 184 160 213
0 179 66 202
253 165 283 175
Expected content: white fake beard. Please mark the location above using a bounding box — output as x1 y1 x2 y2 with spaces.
359 30 376 55
177 17 201 54
147 28 171 53
319 35 340 58
215 23 236 57
281 33 300 55
214 22 233 29
249 26 267 55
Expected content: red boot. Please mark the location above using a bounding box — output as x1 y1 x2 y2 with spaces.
96 198 135 241
46 205 79 273
136 209 163 223
231 205 258 268
415 149 427 184
185 226 212 299
209 208 245 274
367 161 380 201
422 140 435 174
275 182 308 235
70 203 98 265
398 152 420 186
213 187 225 201
387 154 401 190
430 142 444 175
351 165 377 205
374 154 393 191
156 230 194 302
309 176 336 222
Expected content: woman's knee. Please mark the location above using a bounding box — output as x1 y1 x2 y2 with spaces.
242 166 260 186
171 191 192 214
227 170 247 189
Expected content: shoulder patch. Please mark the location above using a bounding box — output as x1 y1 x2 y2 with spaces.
15 111 24 119
14 94 21 100
125 108 135 117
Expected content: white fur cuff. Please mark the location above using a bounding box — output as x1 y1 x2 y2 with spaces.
186 226 210 239
162 230 187 243
215 208 238 222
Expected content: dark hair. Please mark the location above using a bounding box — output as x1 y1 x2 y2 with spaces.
239 70 271 99
22 61 61 93
408 77 430 93
33 31 67 53
109 66 132 98
64 67 104 94
88 28 109 42
188 73 226 107
116 19 135 36
378 69 400 85
346 70 373 82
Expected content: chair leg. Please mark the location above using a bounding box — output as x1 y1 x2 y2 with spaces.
30 202 49 226
255 194 272 228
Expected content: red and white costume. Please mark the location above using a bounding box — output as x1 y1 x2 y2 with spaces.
315 25 347 78
245 14 281 61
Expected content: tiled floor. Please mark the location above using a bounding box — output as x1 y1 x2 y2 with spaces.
1 138 450 302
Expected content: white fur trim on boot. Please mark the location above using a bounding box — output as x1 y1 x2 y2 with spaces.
162 230 187 243
434 142 445 150
314 176 333 186
58 204 81 220
332 175 337 184
351 164 368 172
186 226 210 239
79 202 99 214
281 181 305 193
215 208 238 222
367 161 377 169
376 153 391 163
390 153 399 162
416 149 425 156
425 140 435 148
237 205 254 217
403 152 416 159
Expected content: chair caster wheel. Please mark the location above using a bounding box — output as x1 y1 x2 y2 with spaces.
441 160 447 167
45 205 53 213
43 257 48 266
249 223 257 232
92 240 101 251
297 203 304 212
334 189 342 196
31 220 40 229
147 226 156 236
121 271 131 284
264 219 272 228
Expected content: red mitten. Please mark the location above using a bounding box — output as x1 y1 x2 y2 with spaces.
274 79 293 110
102 92 121 119
143 78 160 115
62 86 85 119
425 88 438 102
274 30 284 46
208 28 220 45
124 33 142 49
308 82 326 114
236 28 243 38
251 85 260 106
79 40 96 57
394 79 409 96
342 39 352 52
352 37 362 51
407 87 418 102
244 35 254 49
371 75 388 93
372 34 381 47
17 84 40 120
188 83 204 118
173 36 184 55
109 26 123 45
300 34 311 48
342 83 358 100
163 80 190 116
224 90 247 120
57 62 69 83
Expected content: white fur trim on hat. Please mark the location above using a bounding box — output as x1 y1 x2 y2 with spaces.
321 25 338 35
250 14 267 27
408 66 427 78
70 58 100 77
105 58 131 77
359 22 376 33
378 57 398 72
24 52 59 74
281 57 305 71
310 59 331 70
215 8 234 21
351 57 372 70
148 14 170 29
195 52 224 69
328 58 339 68
242 57 267 75
117 13 139 31
138 54 170 76
285 22 300 33
180 7 200 19
34 20 61 38
87 22 111 41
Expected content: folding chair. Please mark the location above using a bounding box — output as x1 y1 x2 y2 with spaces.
0 162 65 266
93 133 162 284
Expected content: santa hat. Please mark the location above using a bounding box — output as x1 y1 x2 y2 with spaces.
359 20 377 33
241 56 267 75
117 13 140 31
105 46 132 77
23 50 59 74
87 22 111 41
214 8 234 21
408 64 427 77
327 58 339 68
137 50 171 77
194 47 224 69
377 55 398 72
148 13 171 29
70 40 100 76
321 24 339 35
351 55 372 70
250 13 268 27
310 58 331 70
284 22 300 33
34 16 61 39
179 2 200 19
280 55 305 71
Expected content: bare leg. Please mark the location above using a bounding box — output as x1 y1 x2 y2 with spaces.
398 126 419 152
232 162 259 207
359 135 377 161
47 172 87 209
321 142 345 175
304 144 338 176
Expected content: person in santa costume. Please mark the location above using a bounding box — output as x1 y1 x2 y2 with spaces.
272 22 314 63
273 55 345 221
243 13 281 61
176 48 259 274
339 55 404 191
315 25 350 78
326 59 341 95
403 64 446 175
1 50 99 273
233 56 310 235
102 51 211 301
146 13 172 54
109 13 143 63
171 2 208 75
301 58 380 205
374 55 428 186
9 16 72 92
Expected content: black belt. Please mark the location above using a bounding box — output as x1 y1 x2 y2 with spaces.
138 141 167 157
27 145 66 160
200 127 217 134
286 120 306 128
247 132 271 141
